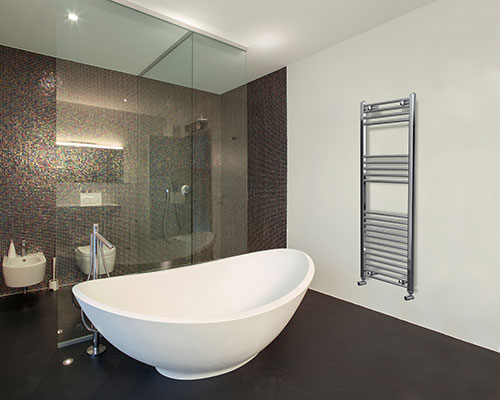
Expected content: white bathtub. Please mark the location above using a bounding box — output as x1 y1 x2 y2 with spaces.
72 248 314 380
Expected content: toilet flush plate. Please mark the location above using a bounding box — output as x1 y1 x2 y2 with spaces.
80 193 102 207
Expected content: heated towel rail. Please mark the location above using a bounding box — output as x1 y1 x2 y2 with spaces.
358 93 416 301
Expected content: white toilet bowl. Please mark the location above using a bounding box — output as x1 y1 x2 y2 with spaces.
2 252 46 288
75 245 116 275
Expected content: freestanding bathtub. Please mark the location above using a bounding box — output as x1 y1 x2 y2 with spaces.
73 248 315 380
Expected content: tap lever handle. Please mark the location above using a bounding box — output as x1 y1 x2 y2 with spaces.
95 232 113 249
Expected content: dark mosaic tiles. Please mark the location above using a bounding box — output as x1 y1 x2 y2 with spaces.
0 45 57 296
0 44 215 297
55 146 124 183
1 42 250 298
0 45 144 296
247 68 287 252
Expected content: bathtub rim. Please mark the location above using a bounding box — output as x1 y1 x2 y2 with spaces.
72 248 314 325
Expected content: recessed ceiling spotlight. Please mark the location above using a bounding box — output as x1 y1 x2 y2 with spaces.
123 98 128 102
68 13 79 22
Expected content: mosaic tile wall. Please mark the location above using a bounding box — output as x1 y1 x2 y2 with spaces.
149 135 192 240
247 67 288 252
192 90 222 260
54 65 142 284
0 45 57 295
0 44 254 297
56 145 124 183
220 85 248 258
136 78 211 267
0 46 188 295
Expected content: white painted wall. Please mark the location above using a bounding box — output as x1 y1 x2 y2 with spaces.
287 0 500 352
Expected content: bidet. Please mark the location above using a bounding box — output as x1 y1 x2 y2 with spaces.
2 252 46 288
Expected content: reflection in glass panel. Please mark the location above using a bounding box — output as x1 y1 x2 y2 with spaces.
142 32 193 88
193 33 247 94
55 0 194 345
136 33 194 270
56 0 188 75
53 1 246 347
193 33 248 260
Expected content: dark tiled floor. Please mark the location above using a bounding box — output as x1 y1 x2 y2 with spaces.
1 289 499 400
57 285 89 344
0 291 57 399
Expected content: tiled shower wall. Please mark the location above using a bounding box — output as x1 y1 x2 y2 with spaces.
247 68 287 252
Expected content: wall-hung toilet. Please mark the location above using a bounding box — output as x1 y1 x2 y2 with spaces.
2 252 46 288
75 245 116 275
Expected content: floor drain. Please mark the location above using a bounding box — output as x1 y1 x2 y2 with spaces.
62 358 74 366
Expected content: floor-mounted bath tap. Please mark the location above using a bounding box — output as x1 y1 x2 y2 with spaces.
82 223 114 357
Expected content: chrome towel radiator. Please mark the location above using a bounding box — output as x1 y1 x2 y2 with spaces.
358 93 416 301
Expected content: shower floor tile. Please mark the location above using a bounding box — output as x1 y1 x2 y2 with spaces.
1 290 499 400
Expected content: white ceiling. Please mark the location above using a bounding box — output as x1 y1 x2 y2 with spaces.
0 0 436 91
0 0 247 94
117 0 437 82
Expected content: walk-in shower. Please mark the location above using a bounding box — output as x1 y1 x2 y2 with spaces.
50 0 247 346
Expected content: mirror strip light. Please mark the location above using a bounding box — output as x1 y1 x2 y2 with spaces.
56 141 124 150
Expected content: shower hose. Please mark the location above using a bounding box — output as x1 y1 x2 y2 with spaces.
162 188 181 243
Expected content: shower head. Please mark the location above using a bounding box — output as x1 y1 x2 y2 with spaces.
192 116 208 133
185 116 209 134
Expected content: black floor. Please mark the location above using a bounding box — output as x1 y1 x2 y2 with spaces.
1 289 499 400
57 286 90 343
